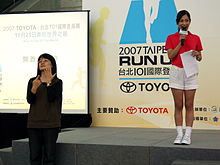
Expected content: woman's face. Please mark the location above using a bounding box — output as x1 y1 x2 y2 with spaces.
178 14 191 30
38 58 52 71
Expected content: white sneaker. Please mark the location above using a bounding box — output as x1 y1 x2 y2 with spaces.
181 135 191 145
174 135 183 145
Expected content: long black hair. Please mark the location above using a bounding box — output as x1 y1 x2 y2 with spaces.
37 53 57 77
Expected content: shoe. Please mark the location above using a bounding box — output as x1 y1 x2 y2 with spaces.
174 135 183 145
181 135 191 145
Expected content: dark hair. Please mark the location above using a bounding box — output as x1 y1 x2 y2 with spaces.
176 10 191 24
37 53 57 76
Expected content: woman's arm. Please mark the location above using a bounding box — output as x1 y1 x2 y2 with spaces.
167 34 186 60
26 78 36 104
193 50 202 61
167 42 181 60
47 79 63 102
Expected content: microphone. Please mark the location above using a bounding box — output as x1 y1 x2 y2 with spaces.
179 27 188 46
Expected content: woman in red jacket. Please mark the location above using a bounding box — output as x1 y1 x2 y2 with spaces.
165 10 203 145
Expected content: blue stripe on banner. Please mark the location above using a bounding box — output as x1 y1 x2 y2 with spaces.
119 77 170 80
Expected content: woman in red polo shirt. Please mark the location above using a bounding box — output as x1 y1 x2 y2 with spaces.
165 10 203 145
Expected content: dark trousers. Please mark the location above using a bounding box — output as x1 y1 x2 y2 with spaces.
28 128 59 165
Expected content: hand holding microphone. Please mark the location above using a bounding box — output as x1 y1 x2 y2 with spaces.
179 27 188 46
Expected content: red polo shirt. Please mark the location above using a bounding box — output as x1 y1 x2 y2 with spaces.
165 32 203 68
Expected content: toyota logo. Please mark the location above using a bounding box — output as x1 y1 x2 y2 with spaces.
126 106 137 114
120 82 136 93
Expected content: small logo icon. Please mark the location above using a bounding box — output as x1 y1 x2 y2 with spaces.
126 106 137 114
211 106 218 113
120 82 136 93
213 116 219 122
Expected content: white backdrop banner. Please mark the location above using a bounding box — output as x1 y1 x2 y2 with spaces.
83 0 220 129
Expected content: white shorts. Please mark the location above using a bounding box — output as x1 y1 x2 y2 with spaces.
169 65 199 90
